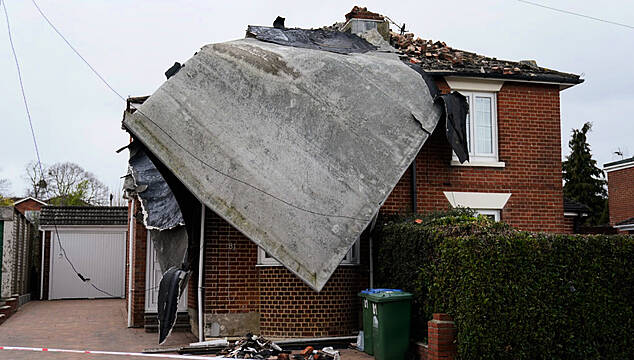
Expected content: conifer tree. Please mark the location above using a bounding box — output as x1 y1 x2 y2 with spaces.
562 122 608 225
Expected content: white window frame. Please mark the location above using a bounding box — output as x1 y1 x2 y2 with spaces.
452 91 501 166
257 240 360 266
475 209 501 222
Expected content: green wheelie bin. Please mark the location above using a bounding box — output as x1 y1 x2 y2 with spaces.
358 289 405 356
366 290 413 360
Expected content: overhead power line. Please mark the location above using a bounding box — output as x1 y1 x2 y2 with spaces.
2 0 118 299
1 0 44 179
515 0 634 30
27 0 370 222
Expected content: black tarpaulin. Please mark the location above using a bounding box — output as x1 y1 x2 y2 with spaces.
127 143 185 230
157 267 189 344
246 25 377 54
406 62 470 163
437 91 469 163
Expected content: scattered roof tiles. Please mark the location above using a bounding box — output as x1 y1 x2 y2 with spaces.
564 197 590 214
389 32 582 85
40 206 128 226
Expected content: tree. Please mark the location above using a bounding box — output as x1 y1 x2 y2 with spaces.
0 178 13 206
562 122 608 225
24 161 48 199
24 161 110 206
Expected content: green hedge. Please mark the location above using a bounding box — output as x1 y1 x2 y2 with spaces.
375 210 634 359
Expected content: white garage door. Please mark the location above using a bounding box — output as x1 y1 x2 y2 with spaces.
49 229 126 299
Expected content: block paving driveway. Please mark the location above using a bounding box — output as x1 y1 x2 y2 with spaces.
0 299 370 360
0 299 196 359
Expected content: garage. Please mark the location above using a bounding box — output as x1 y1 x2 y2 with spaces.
39 206 128 300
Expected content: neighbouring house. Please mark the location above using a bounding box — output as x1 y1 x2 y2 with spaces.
13 197 47 222
604 156 634 234
122 7 583 340
39 206 128 300
563 197 590 233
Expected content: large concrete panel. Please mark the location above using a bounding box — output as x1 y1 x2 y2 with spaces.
124 38 440 291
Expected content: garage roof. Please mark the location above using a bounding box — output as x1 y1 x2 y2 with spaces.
40 206 128 226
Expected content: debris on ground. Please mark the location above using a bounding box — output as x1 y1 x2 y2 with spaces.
171 333 346 359
219 333 285 359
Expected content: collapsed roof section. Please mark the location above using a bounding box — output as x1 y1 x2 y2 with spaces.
123 37 442 291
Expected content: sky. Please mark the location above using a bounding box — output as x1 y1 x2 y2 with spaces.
0 0 632 197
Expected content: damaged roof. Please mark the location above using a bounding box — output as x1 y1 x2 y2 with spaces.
40 206 128 226
328 6 582 86
123 38 440 291
390 32 583 85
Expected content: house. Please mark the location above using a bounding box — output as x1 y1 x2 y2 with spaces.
12 197 47 221
563 197 590 233
122 7 582 341
39 206 128 300
604 156 634 234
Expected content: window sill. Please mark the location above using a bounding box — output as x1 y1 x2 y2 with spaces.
256 262 360 267
451 159 505 168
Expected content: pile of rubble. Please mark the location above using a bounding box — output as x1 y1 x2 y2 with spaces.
219 334 284 359
390 31 535 75
213 334 342 360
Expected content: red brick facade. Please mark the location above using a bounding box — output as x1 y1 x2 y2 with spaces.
13 198 45 216
384 81 565 232
606 163 634 227
125 200 148 327
127 78 570 338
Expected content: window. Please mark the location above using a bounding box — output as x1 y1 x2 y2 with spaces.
453 91 500 164
475 209 500 222
257 240 360 266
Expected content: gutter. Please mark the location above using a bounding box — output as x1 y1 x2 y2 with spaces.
197 203 206 342
127 199 135 327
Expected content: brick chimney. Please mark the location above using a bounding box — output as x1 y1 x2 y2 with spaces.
341 6 390 41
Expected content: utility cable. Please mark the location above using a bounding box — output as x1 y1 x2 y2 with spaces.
2 0 116 299
1 0 44 179
514 0 634 30
29 0 370 222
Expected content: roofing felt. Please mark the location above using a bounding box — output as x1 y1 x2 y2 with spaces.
604 156 634 169
123 38 441 291
40 206 128 226
389 32 583 85
564 197 590 214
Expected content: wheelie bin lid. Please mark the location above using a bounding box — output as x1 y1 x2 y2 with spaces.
358 288 402 297
364 289 413 302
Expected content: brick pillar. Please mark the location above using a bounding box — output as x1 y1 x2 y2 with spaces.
427 313 457 360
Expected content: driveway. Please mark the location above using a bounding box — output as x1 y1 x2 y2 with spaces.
0 299 197 359
0 299 372 360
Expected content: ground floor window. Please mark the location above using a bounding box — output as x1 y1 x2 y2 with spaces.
475 209 500 221
258 240 360 266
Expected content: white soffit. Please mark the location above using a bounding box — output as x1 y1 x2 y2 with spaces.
444 191 511 210
445 76 504 92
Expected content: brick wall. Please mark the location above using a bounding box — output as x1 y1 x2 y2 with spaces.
202 210 369 337
126 200 147 327
383 80 566 233
42 231 50 300
259 266 363 337
606 165 634 226
203 211 259 316
14 199 43 216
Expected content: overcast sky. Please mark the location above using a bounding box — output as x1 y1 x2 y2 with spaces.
1 0 632 197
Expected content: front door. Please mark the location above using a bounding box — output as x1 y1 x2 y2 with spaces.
145 232 187 312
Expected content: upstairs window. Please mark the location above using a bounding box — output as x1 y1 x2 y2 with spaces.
453 91 500 165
